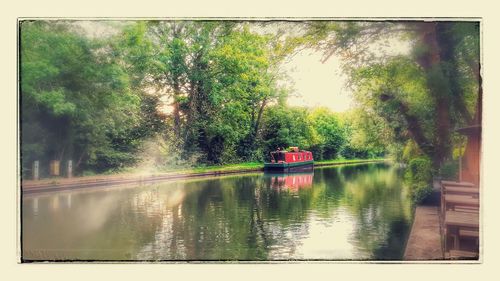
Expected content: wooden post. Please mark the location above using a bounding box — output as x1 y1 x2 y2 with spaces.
458 155 462 182
32 160 39 181
50 160 60 176
67 160 73 178
33 198 38 213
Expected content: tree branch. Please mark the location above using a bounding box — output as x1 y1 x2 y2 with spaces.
379 92 434 156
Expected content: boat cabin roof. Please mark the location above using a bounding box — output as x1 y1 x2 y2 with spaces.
271 150 311 154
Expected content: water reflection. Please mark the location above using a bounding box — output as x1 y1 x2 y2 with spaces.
266 172 314 193
22 164 412 261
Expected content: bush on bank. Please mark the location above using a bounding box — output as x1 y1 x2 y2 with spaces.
405 156 433 204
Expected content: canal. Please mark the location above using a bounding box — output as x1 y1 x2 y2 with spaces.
22 163 413 261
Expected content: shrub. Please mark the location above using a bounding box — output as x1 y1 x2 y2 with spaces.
402 140 421 163
440 160 459 180
411 181 433 204
407 157 433 183
405 156 433 204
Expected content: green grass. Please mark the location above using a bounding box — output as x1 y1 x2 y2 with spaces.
24 158 391 185
181 158 388 174
315 158 389 165
189 162 264 173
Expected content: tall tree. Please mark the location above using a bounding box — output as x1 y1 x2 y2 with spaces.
137 21 294 164
20 21 151 175
304 21 480 168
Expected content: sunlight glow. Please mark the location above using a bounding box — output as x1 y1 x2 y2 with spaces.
282 50 352 112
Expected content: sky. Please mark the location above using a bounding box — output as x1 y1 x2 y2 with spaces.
282 50 352 112
279 32 412 113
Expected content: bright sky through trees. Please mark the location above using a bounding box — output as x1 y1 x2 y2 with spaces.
283 50 351 112
282 37 412 112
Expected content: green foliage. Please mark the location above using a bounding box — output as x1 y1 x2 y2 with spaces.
402 140 422 163
351 57 436 145
308 108 346 159
306 21 481 173
410 181 433 205
261 105 318 158
132 22 294 165
260 105 379 161
340 109 388 159
439 160 459 180
20 20 397 178
20 21 162 177
405 157 433 204
407 157 433 183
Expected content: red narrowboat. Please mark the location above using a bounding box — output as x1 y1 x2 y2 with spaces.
264 147 314 172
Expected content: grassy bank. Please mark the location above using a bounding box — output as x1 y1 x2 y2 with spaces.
157 158 389 175
314 158 389 166
189 162 263 173
22 158 389 189
171 158 389 174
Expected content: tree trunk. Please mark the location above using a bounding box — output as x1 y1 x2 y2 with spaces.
172 80 182 138
415 22 452 168
380 93 434 157
254 98 267 136
468 56 482 124
435 23 474 125
75 150 85 170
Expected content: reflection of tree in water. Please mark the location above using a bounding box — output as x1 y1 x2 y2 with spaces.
138 173 339 260
24 164 412 260
157 177 267 260
255 176 314 259
340 165 412 259
371 219 411 259
148 164 412 260
153 175 317 260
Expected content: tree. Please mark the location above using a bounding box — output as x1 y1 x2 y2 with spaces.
308 108 346 160
130 21 296 164
210 25 292 161
260 105 319 158
304 21 480 168
20 21 149 175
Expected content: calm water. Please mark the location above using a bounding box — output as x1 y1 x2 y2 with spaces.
22 163 413 261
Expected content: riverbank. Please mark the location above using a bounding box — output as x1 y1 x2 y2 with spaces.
21 158 389 194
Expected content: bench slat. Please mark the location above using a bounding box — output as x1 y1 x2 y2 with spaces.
441 180 475 187
445 211 479 228
448 250 479 259
459 229 479 238
443 186 479 194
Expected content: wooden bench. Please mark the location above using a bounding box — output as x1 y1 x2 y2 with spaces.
440 180 478 209
459 229 479 238
442 194 479 220
448 228 480 250
443 186 479 196
447 249 479 259
441 180 475 187
445 194 479 208
454 206 480 213
441 185 479 220
445 211 479 229
444 210 479 251
440 182 480 254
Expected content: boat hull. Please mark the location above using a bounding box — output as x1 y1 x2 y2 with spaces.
264 160 314 172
